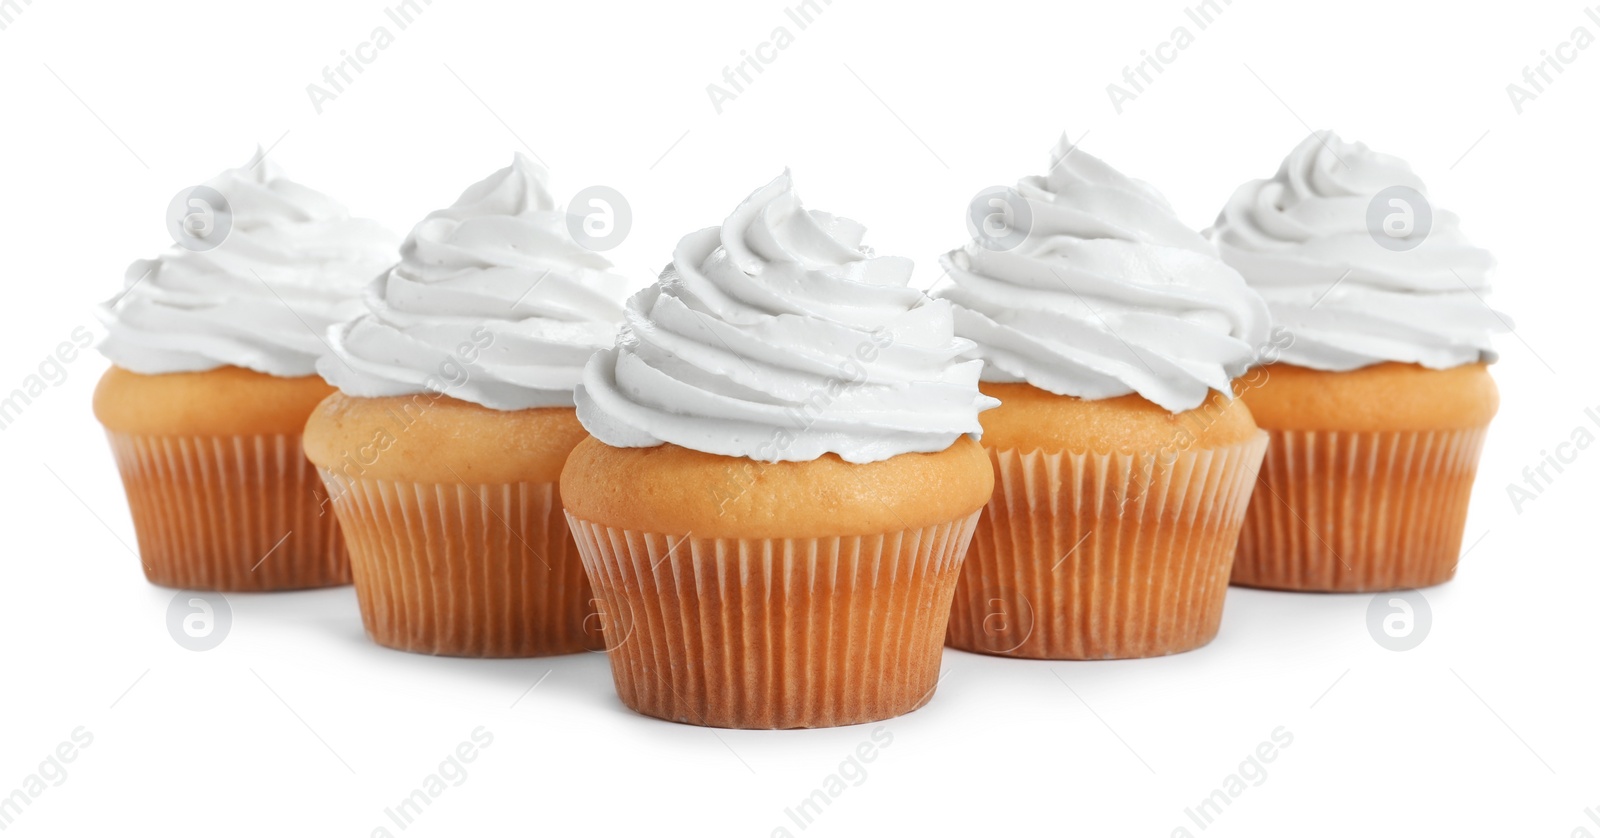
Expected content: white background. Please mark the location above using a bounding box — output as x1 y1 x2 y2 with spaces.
0 0 1593 835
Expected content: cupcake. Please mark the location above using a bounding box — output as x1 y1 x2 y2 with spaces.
93 153 396 591
1210 131 1509 592
934 135 1271 660
303 154 627 657
564 172 995 728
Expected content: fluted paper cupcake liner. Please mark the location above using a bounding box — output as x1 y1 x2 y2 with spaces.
106 431 347 591
1233 427 1489 592
565 513 980 729
948 433 1268 660
320 472 591 657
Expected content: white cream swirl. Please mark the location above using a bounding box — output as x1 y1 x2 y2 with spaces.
575 172 995 464
935 135 1271 413
1209 131 1507 371
97 153 398 377
318 155 629 410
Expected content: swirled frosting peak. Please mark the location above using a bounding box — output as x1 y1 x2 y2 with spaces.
935 135 1271 413
318 154 629 410
575 171 996 464
97 151 398 377
1209 131 1507 371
